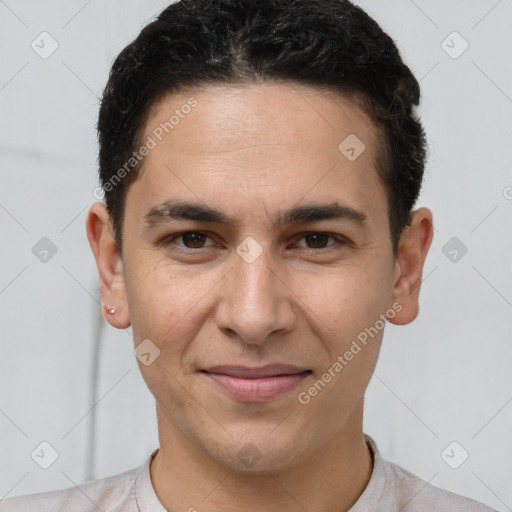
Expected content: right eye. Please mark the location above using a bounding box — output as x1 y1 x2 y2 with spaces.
162 231 216 251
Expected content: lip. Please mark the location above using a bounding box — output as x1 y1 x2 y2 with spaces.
200 364 311 403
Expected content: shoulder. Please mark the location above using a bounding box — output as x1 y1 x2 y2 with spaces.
384 459 497 512
356 435 497 512
0 466 139 512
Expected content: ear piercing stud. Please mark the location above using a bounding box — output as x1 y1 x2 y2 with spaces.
104 304 116 314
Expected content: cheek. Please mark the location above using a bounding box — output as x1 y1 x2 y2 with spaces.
297 262 392 339
123 258 182 344
298 268 388 413
124 257 218 353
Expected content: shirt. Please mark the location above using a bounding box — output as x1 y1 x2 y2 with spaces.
0 436 496 511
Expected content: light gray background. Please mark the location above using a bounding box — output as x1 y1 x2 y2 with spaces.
1 0 511 509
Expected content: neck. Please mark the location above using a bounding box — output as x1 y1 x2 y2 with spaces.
150 401 372 512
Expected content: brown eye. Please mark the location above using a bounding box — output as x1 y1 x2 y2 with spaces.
164 231 215 250
181 232 207 248
304 233 330 248
295 232 344 250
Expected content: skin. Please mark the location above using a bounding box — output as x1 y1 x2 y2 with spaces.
86 82 433 512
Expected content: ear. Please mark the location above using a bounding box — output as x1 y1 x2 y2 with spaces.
388 207 434 325
86 202 131 329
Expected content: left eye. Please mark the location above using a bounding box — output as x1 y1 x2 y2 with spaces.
294 233 342 249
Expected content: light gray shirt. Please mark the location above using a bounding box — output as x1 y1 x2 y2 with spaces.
0 436 496 511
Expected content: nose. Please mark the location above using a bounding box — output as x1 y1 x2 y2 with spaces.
215 249 297 346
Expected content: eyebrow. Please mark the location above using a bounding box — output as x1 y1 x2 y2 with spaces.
144 201 368 229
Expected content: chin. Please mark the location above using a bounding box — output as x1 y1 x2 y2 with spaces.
206 428 306 474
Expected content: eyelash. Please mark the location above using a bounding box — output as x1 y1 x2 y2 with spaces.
161 231 349 254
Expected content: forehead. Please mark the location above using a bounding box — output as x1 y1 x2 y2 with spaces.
126 82 387 230
142 82 378 158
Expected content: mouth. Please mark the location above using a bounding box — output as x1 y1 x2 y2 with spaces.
199 364 312 403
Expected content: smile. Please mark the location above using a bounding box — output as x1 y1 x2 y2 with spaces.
200 365 312 403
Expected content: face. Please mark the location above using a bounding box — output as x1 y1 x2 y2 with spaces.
87 82 433 473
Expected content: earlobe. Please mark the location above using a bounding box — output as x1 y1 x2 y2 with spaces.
86 202 131 329
388 207 434 326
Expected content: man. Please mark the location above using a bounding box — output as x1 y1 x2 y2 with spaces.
1 0 496 510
